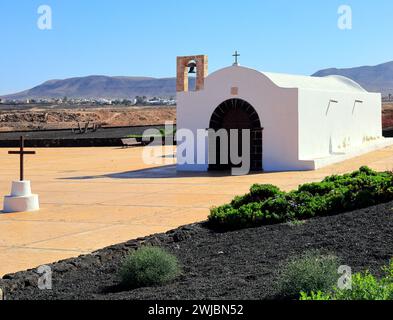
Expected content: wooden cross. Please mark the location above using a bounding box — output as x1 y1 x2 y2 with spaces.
233 50 240 65
8 136 36 181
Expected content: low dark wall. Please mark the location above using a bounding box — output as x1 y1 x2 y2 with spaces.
0 124 179 147
383 129 393 138
0 124 175 140
0 137 176 148
0 138 124 148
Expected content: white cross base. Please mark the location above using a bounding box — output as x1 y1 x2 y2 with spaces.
2 181 39 213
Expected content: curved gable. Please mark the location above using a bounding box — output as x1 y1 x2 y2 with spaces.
204 66 367 93
262 72 367 93
204 66 278 90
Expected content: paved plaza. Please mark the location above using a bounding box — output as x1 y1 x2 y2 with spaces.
1 145 393 276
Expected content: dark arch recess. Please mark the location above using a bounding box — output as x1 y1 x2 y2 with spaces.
208 98 263 172
209 98 261 130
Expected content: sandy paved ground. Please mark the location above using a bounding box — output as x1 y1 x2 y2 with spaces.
1 145 393 276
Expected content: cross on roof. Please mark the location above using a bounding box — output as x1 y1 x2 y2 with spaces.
8 136 36 181
232 51 240 66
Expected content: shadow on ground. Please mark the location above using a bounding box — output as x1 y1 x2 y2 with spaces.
59 165 265 180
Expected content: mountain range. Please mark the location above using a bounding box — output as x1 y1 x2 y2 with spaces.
1 76 194 100
1 61 392 100
312 61 393 95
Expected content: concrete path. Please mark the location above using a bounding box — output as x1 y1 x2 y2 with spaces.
1 145 393 276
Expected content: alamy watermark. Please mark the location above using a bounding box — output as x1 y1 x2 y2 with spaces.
141 122 252 176
338 265 352 290
37 5 52 30
37 265 52 290
338 5 352 30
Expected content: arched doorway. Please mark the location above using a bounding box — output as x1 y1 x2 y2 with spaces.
208 98 263 171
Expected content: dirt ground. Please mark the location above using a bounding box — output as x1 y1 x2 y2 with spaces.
1 102 392 132
1 201 392 300
0 105 176 131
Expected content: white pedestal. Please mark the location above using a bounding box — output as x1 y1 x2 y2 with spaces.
2 181 40 213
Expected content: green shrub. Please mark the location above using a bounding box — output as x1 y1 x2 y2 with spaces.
290 192 327 218
250 184 282 201
230 184 281 209
298 181 335 196
260 195 290 219
300 260 393 300
231 194 252 209
209 204 243 228
211 196 288 230
358 166 379 176
208 167 393 230
324 188 347 213
334 272 393 300
299 291 331 300
278 251 340 298
119 247 181 289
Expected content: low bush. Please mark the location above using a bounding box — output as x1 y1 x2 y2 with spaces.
231 184 282 209
298 181 336 196
119 246 181 289
208 166 393 230
300 260 393 300
278 250 340 298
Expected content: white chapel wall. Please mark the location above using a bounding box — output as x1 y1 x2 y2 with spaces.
297 89 382 160
177 66 301 172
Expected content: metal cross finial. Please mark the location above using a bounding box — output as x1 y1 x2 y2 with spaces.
8 136 36 181
232 51 240 66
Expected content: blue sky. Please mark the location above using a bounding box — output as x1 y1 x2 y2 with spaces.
0 0 392 95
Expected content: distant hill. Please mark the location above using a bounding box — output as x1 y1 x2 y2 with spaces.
3 61 393 100
1 75 195 100
313 61 393 95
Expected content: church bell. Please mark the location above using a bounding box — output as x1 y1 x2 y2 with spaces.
187 61 197 74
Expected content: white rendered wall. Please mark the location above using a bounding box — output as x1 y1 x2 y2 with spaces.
177 66 307 172
297 89 382 160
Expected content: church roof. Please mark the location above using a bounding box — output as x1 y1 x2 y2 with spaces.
206 66 370 94
261 71 367 93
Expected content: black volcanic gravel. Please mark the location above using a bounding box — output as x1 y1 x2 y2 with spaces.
1 202 393 300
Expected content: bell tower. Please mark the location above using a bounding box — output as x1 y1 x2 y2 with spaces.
176 55 208 92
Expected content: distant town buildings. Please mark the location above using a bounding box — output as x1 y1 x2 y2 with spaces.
0 96 176 106
382 94 393 102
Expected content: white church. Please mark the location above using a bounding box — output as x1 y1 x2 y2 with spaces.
176 54 393 172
